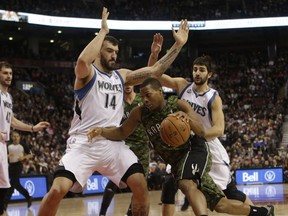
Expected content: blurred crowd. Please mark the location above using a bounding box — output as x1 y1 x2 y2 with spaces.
1 0 288 20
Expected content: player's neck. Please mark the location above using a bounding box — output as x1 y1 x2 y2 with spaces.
0 85 8 94
95 63 113 75
193 83 209 94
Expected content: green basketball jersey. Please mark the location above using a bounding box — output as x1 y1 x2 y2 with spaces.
140 95 190 166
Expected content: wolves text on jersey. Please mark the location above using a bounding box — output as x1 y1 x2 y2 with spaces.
98 81 122 93
184 100 207 117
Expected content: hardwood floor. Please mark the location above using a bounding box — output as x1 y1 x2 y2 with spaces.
4 183 288 215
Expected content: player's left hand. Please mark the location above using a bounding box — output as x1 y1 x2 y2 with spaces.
101 7 110 34
172 19 189 47
151 33 163 55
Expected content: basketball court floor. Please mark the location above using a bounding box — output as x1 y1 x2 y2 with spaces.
4 183 288 215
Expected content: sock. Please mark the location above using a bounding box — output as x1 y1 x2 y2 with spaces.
99 181 118 215
99 188 115 215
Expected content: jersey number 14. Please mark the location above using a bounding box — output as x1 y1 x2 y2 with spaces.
105 94 116 110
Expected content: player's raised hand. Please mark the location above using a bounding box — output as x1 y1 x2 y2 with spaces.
151 33 163 56
172 19 189 47
101 7 110 34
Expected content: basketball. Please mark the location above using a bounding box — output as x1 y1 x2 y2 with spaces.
160 115 191 147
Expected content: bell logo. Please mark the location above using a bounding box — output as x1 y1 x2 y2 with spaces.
264 171 276 182
86 178 99 190
101 177 109 190
25 180 35 196
243 172 258 182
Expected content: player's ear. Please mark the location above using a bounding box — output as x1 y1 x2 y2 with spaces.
208 71 214 78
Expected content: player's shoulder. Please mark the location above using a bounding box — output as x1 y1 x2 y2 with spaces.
116 68 128 78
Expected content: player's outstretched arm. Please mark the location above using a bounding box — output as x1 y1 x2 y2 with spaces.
88 107 141 142
147 33 189 94
11 115 50 132
75 7 110 81
123 19 189 86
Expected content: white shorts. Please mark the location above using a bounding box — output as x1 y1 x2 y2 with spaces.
60 135 138 193
0 142 10 188
208 138 231 190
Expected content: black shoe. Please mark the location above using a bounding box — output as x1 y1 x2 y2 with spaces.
180 198 189 211
27 196 33 208
265 205 274 216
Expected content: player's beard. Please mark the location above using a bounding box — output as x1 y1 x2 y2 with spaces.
194 74 208 86
0 79 11 87
100 56 116 71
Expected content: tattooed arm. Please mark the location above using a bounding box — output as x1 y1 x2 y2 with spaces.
120 19 189 86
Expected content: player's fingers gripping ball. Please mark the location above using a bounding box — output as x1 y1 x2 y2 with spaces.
160 115 191 147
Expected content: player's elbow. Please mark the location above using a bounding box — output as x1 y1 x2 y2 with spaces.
76 55 87 65
217 127 225 136
211 124 224 137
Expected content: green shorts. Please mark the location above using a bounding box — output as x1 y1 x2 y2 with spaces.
172 135 225 210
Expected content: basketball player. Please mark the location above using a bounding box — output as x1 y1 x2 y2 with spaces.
148 35 255 212
99 84 150 216
99 33 165 216
0 61 50 216
88 77 274 216
4 131 33 210
159 55 254 204
37 7 189 216
148 33 185 215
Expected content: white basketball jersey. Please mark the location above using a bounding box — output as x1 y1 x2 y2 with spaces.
0 90 13 141
179 83 230 166
69 66 124 136
180 82 217 131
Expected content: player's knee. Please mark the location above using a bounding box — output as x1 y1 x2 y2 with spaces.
125 163 148 196
48 186 68 199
